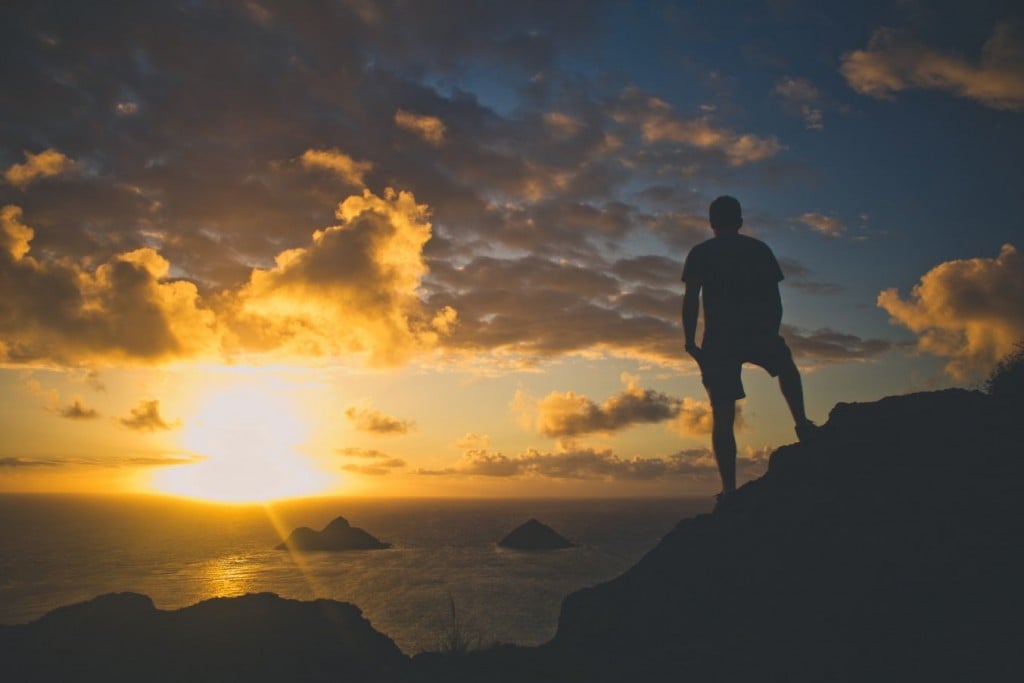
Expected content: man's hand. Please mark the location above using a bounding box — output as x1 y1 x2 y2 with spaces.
685 341 702 363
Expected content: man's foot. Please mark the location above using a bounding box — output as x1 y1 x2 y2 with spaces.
713 489 735 512
795 419 820 443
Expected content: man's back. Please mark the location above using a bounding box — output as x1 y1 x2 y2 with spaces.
682 233 783 345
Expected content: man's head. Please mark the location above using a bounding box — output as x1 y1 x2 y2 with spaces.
709 195 742 234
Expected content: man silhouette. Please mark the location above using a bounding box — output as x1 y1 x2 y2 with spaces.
682 196 817 500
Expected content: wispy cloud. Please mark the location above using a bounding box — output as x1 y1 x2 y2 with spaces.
772 77 824 130
300 148 373 187
418 443 770 482
394 109 446 146
842 23 1024 110
797 212 846 238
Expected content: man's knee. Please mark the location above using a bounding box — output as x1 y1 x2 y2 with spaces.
711 399 736 428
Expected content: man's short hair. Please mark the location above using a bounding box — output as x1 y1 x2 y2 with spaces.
709 195 742 230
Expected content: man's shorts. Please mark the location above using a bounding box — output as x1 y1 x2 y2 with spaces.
698 334 794 404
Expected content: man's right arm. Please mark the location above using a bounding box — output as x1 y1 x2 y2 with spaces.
682 282 701 356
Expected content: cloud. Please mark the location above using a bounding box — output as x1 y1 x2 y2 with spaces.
669 397 744 436
777 257 844 295
782 325 894 363
877 244 1024 378
519 374 680 437
841 23 1024 110
344 401 414 434
119 400 180 431
232 188 453 366
4 149 76 189
394 109 446 146
418 443 770 482
797 212 846 238
515 374 727 438
0 205 220 365
623 92 785 166
0 456 62 468
772 76 824 130
340 448 406 476
59 399 98 420
0 205 33 260
300 148 373 187
0 454 199 468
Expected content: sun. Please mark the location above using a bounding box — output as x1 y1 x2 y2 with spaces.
150 379 334 503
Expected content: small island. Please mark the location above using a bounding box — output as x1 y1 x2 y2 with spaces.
498 518 576 550
276 516 391 551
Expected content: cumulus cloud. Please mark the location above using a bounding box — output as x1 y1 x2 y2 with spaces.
394 109 446 146
300 148 373 187
841 23 1024 110
4 149 76 189
59 399 98 420
418 443 770 482
877 244 1024 378
518 374 679 437
119 399 180 431
344 401 414 434
515 374 727 438
669 397 744 436
625 93 784 166
232 188 454 365
772 76 824 130
0 206 220 365
797 212 846 238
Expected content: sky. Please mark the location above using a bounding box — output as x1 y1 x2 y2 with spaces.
1 0 1022 501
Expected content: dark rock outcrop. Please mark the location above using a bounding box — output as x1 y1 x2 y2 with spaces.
498 519 575 550
0 592 409 683
276 516 391 551
418 389 1024 682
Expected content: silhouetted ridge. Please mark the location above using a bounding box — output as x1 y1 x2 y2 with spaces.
276 515 391 551
0 592 408 683
498 519 575 550
415 389 1024 682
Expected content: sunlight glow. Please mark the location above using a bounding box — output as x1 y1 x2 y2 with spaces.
150 381 334 503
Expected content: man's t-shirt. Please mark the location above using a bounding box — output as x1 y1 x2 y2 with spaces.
681 233 784 345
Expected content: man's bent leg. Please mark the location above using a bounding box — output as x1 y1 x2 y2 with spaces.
711 400 737 493
778 357 809 425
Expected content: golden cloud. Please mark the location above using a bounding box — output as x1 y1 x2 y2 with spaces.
636 96 784 166
842 24 1024 110
344 400 414 434
798 212 846 238
668 397 745 437
231 188 454 365
1 188 452 368
4 149 76 189
0 205 220 365
300 148 373 187
877 244 1024 378
120 399 181 431
394 109 446 146
517 374 719 438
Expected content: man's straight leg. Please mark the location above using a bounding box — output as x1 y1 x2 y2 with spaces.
711 399 737 494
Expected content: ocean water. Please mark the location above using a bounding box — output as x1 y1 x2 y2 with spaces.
0 494 709 653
